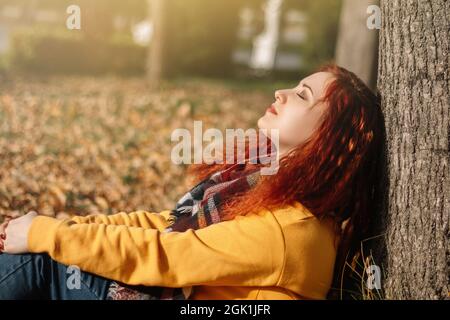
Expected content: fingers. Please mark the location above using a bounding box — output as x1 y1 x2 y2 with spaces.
0 221 8 237
2 223 12 253
0 218 14 253
0 220 8 253
0 227 5 253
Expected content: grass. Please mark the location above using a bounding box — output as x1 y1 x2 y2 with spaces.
335 235 386 300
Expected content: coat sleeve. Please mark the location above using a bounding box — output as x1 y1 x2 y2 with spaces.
69 210 171 231
27 211 286 288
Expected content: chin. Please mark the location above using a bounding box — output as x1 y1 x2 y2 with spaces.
257 117 263 129
257 115 276 132
257 116 268 130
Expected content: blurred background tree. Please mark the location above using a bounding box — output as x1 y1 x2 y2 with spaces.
165 0 242 77
147 0 242 82
2 0 147 75
335 0 379 89
0 0 343 80
284 0 342 74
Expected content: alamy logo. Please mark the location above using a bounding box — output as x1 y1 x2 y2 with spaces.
366 264 381 290
66 5 81 30
171 121 280 176
367 5 381 30
66 265 81 290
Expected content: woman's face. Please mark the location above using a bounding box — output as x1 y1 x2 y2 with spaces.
258 72 335 156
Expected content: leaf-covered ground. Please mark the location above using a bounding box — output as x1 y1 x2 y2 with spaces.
0 75 275 220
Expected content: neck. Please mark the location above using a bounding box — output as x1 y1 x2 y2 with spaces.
277 144 292 159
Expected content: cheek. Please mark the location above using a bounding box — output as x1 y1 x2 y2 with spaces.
278 110 320 146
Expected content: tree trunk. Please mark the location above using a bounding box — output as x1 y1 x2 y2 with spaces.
147 0 170 85
335 0 379 90
377 0 449 299
250 0 283 71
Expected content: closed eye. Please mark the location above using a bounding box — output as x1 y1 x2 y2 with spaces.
297 92 306 100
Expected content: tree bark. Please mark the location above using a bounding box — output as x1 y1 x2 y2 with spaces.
377 0 449 299
335 0 379 90
147 0 170 85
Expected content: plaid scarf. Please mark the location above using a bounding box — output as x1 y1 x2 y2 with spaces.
106 163 262 300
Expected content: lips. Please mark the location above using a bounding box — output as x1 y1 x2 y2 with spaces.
267 104 278 115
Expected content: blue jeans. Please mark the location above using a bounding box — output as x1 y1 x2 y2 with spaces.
0 253 113 300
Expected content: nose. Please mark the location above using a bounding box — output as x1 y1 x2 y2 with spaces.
274 90 286 104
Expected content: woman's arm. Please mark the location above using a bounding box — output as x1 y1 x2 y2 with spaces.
27 212 286 288
69 210 171 231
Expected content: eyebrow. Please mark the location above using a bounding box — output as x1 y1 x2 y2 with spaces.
299 81 314 98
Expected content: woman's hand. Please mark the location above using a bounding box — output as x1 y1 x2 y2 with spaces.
1 211 39 254
0 219 9 252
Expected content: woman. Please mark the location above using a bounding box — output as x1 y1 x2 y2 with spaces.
0 64 384 300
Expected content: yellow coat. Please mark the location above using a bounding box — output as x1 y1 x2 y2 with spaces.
28 201 338 300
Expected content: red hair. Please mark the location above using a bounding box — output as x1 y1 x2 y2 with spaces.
189 64 385 298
